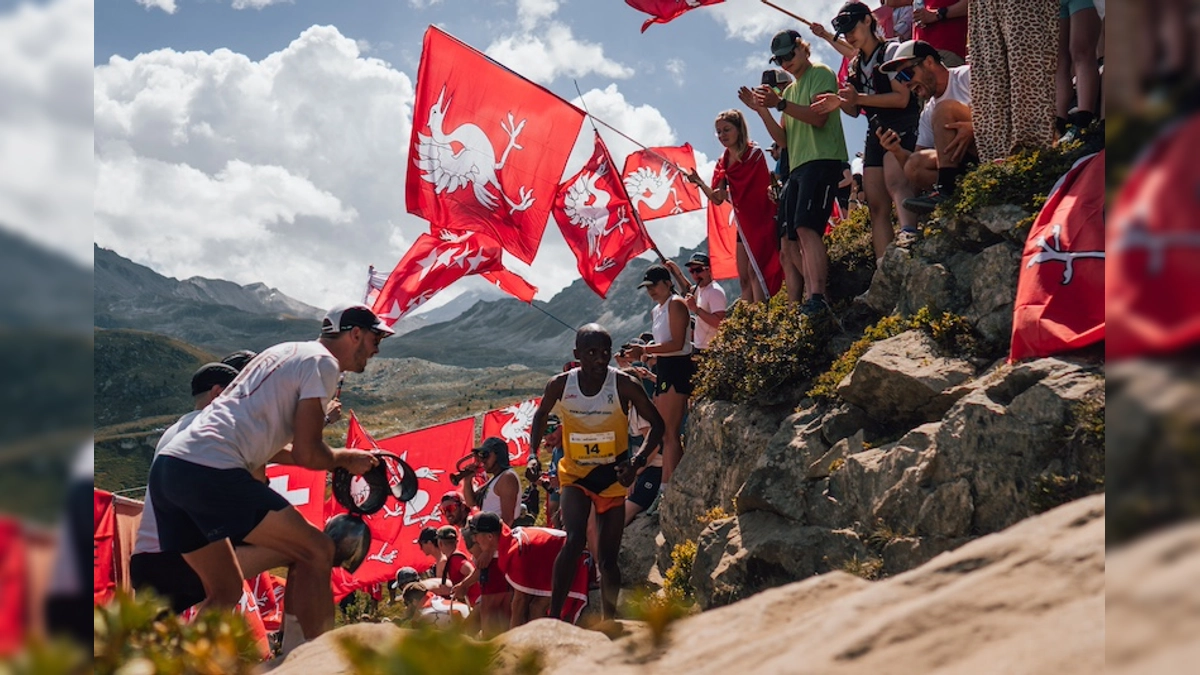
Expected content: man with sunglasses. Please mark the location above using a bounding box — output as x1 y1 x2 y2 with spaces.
878 39 975 214
742 29 848 316
148 303 390 648
681 253 726 353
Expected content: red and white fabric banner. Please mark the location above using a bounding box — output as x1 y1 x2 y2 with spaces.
481 269 538 303
94 489 116 605
332 414 476 589
621 144 704 222
406 26 586 264
481 397 542 467
265 464 327 528
0 518 25 655
625 0 725 32
706 189 739 281
1010 151 1105 361
1109 116 1200 358
553 132 653 298
250 572 284 633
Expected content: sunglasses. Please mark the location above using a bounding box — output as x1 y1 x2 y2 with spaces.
772 49 796 65
687 266 709 274
894 65 918 83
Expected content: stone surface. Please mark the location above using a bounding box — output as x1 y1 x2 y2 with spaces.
880 535 970 576
973 204 1031 235
837 330 976 425
728 408 827 524
821 403 872 446
692 511 867 609
915 478 974 537
964 242 1022 347
900 261 953 316
619 511 661 589
807 430 862 480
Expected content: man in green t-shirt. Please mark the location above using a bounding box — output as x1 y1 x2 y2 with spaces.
739 29 849 315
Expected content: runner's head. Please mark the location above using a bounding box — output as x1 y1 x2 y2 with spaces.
318 303 394 373
219 349 258 372
440 490 468 526
574 323 612 377
463 511 503 561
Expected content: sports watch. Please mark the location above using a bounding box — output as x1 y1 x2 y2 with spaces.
775 99 787 112
937 6 948 21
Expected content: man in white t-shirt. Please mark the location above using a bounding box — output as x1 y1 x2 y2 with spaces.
681 252 727 351
876 40 977 214
148 303 390 643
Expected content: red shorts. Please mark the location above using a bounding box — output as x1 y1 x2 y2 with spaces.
562 483 625 514
480 558 510 597
504 527 590 623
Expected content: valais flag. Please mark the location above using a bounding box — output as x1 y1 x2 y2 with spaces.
1010 151 1105 362
622 144 704 222
407 26 586 264
626 0 725 33
331 414 475 588
265 464 326 527
481 398 542 467
553 133 653 298
371 230 533 326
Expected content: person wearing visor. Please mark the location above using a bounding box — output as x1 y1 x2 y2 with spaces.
147 303 391 647
877 39 975 214
814 2 922 256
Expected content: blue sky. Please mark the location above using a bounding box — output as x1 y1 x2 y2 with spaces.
92 0 867 310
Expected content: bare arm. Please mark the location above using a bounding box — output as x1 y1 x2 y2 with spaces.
740 85 787 148
662 259 693 295
291 398 377 474
495 471 519 525
686 168 728 205
527 375 567 463
758 84 831 128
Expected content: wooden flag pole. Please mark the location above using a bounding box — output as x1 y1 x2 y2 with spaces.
759 0 814 27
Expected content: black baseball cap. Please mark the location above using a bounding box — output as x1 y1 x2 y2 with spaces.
686 252 711 269
833 2 872 37
474 437 508 458
320 303 395 337
468 511 503 534
219 349 257 372
414 526 439 545
391 566 420 590
638 264 672 288
190 362 239 397
770 29 802 59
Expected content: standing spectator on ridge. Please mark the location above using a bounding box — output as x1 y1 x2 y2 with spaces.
877 40 975 214
147 303 389 646
1055 0 1103 143
882 0 968 61
745 29 848 314
681 253 726 352
815 2 922 256
460 436 519 634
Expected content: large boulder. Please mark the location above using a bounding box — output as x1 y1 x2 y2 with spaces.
619 511 661 589
963 242 1023 347
836 330 976 425
730 408 829 523
692 511 867 609
660 401 798 548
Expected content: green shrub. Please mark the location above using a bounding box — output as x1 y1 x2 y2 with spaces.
1031 393 1106 514
695 295 836 404
662 540 698 604
623 590 691 648
840 554 884 581
937 145 1087 220
825 204 875 274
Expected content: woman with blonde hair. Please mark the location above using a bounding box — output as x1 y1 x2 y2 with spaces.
687 108 784 303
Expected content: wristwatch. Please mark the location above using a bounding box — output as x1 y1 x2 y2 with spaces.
937 6 948 21
775 99 787 112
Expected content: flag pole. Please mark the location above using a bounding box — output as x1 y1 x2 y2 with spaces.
759 0 814 27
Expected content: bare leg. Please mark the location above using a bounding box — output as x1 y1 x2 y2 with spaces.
242 507 335 640
794 227 829 299
1069 8 1102 116
656 389 687 485
1055 17 1074 119
180 539 245 615
884 152 917 231
478 592 511 637
779 237 805 303
550 486 590 620
595 504 626 620
510 590 531 629
931 100 974 169
624 497 644 526
863 166 893 260
735 241 754 303
904 150 938 192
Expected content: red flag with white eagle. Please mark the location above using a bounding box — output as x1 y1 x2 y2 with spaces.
250 572 283 633
1109 116 1200 358
482 269 538 303
481 397 542 467
622 144 704 222
407 26 586 264
331 414 476 588
626 0 725 32
553 132 653 298
371 230 535 325
265 464 326 528
1010 151 1105 362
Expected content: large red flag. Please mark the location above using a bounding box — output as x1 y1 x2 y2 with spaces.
334 415 476 587
94 489 116 605
622 144 704 222
481 397 542 467
371 230 534 326
265 464 326 528
707 188 739 281
553 133 653 298
407 26 586 264
626 0 726 32
711 142 784 297
1109 117 1200 359
1010 151 1105 362
0 518 24 655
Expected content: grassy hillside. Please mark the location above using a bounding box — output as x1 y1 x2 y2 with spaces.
94 328 218 427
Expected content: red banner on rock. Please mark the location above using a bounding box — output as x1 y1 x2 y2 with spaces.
93 489 116 605
0 518 25 655
622 144 704 222
407 26 586 264
334 415 476 588
626 0 725 32
1010 151 1105 361
481 398 542 467
266 464 327 528
553 132 653 298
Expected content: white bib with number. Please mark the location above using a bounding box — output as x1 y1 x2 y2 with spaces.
567 430 617 466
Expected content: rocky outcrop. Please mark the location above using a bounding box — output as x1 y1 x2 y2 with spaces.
618 512 661 591
836 330 975 425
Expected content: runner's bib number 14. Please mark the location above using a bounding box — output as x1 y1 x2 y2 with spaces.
567 431 617 466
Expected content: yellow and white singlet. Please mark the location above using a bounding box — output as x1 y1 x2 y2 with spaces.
554 366 629 499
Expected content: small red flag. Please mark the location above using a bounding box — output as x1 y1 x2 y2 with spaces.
265 464 327 528
407 26 586 264
553 132 653 298
1010 151 1105 361
626 0 726 32
622 144 704 222
93 489 116 605
482 269 538 303
371 230 507 325
481 397 542 467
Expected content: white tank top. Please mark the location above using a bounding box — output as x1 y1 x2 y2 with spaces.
652 295 692 356
480 468 517 516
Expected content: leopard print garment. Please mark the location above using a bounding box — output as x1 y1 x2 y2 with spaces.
968 0 1060 162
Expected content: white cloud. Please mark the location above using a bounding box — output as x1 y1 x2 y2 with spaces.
0 0 93 266
486 22 632 85
136 0 178 13
517 0 559 30
355 38 372 53
231 0 294 9
94 25 420 307
664 58 685 81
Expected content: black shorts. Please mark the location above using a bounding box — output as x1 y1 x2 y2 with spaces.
654 354 696 396
149 455 290 554
864 118 918 168
627 466 663 509
130 551 206 613
777 160 844 240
